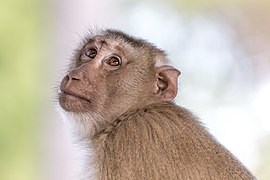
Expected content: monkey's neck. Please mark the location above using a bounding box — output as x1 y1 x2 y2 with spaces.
92 101 174 140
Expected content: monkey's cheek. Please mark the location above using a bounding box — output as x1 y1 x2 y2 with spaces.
59 93 92 112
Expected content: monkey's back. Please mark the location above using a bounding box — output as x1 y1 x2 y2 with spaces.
93 102 255 180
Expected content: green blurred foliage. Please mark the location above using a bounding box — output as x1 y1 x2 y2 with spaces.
168 0 270 13
0 0 42 179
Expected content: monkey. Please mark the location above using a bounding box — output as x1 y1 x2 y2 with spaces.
57 29 256 180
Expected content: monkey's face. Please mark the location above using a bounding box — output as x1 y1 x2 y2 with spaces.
58 36 155 116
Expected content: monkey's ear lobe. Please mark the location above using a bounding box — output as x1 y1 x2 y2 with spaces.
156 65 181 101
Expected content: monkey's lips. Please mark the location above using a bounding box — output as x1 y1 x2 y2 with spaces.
59 90 91 104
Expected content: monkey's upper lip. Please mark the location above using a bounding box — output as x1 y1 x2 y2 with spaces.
59 90 91 103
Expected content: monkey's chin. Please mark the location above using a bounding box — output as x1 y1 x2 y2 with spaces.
58 92 92 112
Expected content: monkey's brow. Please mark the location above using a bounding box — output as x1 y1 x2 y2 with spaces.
84 38 108 47
85 38 95 44
100 40 107 44
99 39 128 54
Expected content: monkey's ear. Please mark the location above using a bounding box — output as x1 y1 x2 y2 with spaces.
155 65 181 101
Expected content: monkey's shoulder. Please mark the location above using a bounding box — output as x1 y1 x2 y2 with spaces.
115 102 209 140
100 103 255 179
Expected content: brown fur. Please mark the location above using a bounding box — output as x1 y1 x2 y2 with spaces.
93 102 255 179
58 29 255 179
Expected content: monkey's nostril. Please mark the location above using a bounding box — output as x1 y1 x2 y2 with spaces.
71 77 80 81
67 72 80 81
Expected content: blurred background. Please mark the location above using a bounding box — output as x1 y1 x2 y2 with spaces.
1 0 270 179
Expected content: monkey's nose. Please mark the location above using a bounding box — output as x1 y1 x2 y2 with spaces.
68 70 81 81
60 70 82 91
67 75 80 81
60 75 70 91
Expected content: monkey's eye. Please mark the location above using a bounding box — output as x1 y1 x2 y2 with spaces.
106 56 122 66
84 49 97 59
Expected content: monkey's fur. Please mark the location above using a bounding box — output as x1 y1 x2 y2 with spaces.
58 29 255 179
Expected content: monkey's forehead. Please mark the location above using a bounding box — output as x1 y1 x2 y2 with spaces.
85 29 164 52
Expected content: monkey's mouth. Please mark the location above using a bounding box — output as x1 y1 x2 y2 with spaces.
59 90 91 104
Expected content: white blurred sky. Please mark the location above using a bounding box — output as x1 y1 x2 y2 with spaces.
46 0 270 179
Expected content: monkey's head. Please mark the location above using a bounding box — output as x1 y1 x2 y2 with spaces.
58 29 180 134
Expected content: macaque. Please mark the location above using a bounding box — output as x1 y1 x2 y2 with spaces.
58 29 255 179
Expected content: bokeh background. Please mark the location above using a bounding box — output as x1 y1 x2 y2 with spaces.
1 0 270 179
